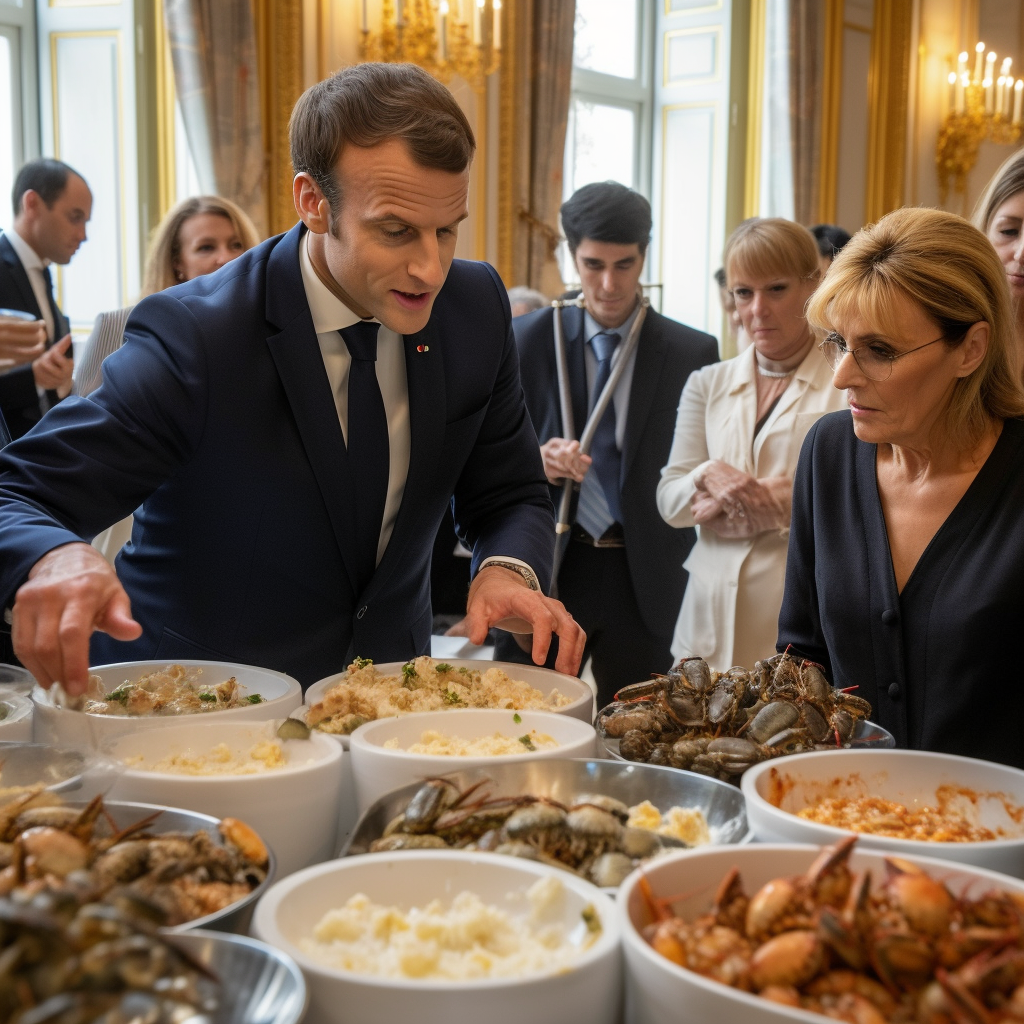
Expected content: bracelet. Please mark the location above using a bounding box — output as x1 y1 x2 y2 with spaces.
481 560 541 592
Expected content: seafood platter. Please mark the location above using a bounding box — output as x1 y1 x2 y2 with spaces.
348 708 599 813
742 748 1024 876
598 652 894 781
618 836 1024 1024
105 719 345 877
344 758 748 889
32 659 303 746
252 849 622 1024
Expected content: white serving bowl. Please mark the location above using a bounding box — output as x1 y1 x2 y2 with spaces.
105 720 343 878
252 850 621 1024
349 708 598 814
742 748 1024 877
32 660 302 748
617 842 1024 1024
0 692 33 741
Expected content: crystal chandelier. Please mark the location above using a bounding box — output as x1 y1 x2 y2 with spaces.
936 42 1023 202
359 0 501 93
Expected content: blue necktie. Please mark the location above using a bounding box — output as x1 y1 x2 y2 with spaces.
340 320 389 592
576 331 622 537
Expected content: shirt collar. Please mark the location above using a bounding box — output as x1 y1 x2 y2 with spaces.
4 227 48 271
583 298 642 348
298 233 376 334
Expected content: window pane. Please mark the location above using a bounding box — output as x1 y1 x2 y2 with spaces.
565 99 636 196
574 0 638 80
0 34 14 235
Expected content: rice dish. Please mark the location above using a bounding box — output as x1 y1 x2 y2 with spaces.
626 800 711 846
125 739 288 776
80 664 264 716
307 656 571 735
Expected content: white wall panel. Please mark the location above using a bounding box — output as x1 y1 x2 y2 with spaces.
660 103 715 329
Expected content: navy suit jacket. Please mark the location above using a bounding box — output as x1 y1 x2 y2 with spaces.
514 304 718 638
0 224 555 685
0 233 70 439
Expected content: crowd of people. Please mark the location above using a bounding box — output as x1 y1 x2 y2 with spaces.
1 63 1023 767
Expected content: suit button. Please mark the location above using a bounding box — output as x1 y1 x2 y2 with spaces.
357 606 367 619
881 609 897 625
888 682 901 700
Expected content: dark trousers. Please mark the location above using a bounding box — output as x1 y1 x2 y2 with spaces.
494 538 673 710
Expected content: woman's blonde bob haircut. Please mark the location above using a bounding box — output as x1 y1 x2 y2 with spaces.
142 195 261 297
972 146 1024 234
723 217 820 286
806 206 1024 448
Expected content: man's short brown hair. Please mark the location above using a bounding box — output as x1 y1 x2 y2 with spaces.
290 62 476 214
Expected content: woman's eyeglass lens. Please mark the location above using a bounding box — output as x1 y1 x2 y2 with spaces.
818 334 948 382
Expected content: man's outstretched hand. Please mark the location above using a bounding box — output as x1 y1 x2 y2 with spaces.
12 543 142 695
456 564 586 676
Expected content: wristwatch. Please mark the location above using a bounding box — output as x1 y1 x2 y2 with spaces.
481 560 541 592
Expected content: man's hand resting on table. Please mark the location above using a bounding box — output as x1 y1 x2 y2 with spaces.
452 564 586 675
12 543 142 695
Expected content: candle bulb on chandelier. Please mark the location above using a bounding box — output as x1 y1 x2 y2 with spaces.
439 0 448 61
493 0 501 49
997 75 1006 114
947 71 957 114
957 51 968 80
1007 77 1016 117
361 0 367 32
957 72 968 113
974 42 986 84
984 77 994 114
1015 80 1024 125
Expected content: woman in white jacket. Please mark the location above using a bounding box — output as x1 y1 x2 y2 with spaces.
657 218 847 670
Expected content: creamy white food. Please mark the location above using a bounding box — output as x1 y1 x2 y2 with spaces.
382 728 559 756
299 875 600 980
125 739 288 776
627 800 711 847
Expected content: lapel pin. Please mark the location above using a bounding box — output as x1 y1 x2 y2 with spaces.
416 344 429 353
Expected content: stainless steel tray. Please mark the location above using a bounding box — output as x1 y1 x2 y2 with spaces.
342 756 749 859
71 799 276 935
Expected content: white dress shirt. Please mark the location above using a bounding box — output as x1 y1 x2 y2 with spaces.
3 228 55 342
298 238 538 589
299 238 411 567
583 302 641 450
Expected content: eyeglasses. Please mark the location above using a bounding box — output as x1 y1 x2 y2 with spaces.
818 333 949 382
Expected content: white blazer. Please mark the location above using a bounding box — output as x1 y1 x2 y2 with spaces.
656 343 847 671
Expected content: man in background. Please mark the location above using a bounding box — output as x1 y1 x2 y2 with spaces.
0 159 91 438
497 182 718 706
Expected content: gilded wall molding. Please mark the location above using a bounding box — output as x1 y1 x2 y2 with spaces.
743 0 766 218
497 0 520 284
817 0 843 224
865 0 913 222
255 0 304 236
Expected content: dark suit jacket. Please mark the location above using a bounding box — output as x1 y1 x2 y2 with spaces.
514 304 718 638
0 233 69 439
0 224 554 685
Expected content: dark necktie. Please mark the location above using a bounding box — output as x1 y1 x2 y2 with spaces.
576 331 622 535
340 320 390 592
41 266 64 343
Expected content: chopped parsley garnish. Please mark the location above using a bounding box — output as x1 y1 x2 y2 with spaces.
518 734 535 751
353 656 373 669
401 663 418 688
458 667 470 675
104 686 130 706
246 694 263 704
435 663 453 673
442 689 465 706
198 692 217 702
513 713 522 724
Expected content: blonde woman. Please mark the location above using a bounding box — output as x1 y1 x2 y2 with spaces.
75 196 259 562
779 207 1024 766
974 148 1024 371
657 218 846 671
75 196 260 397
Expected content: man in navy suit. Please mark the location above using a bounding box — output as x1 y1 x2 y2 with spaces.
0 63 583 692
495 183 718 706
0 159 90 438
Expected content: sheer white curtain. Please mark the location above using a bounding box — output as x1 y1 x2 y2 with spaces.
759 0 795 220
